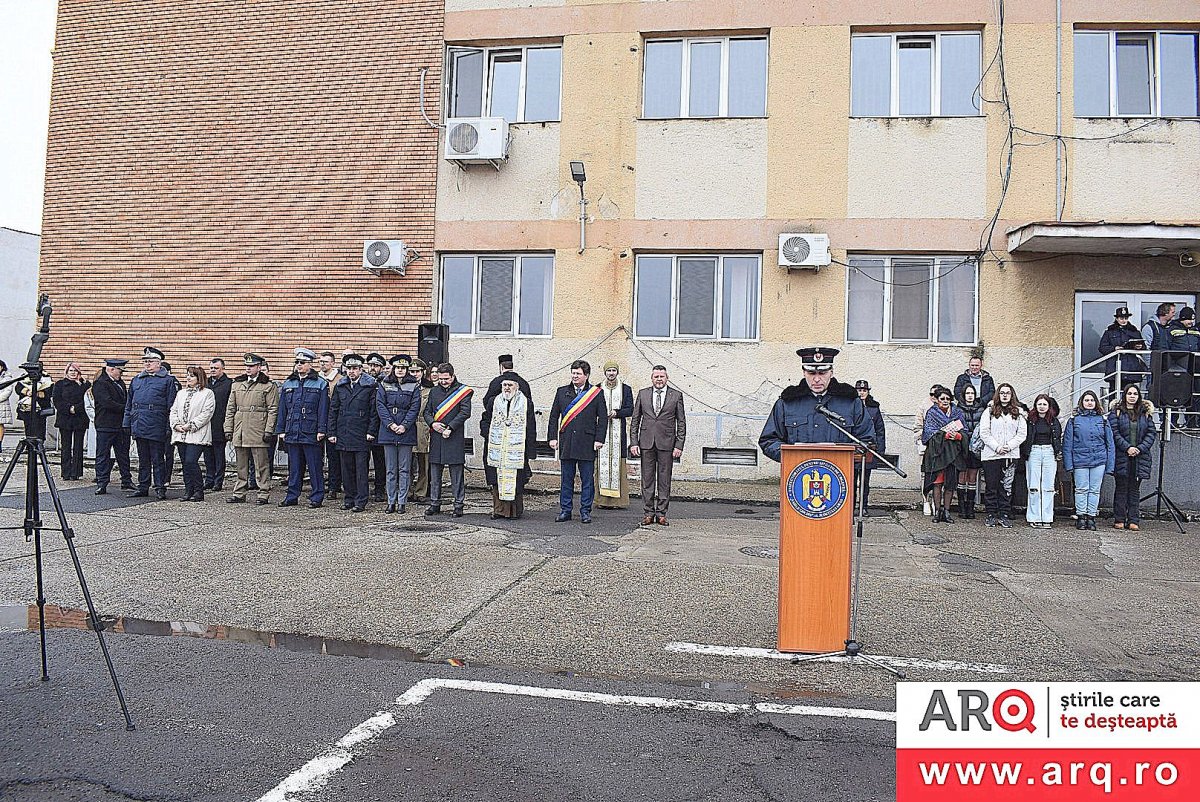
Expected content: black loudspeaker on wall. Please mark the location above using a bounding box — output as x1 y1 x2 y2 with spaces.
417 323 450 367
1149 350 1194 408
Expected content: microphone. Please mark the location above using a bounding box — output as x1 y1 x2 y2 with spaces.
815 404 847 424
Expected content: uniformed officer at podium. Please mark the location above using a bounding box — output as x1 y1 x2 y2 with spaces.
759 346 875 461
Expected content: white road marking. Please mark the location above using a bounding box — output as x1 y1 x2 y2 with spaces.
664 641 1012 674
255 677 894 801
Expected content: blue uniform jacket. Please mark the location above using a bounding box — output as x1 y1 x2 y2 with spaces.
863 397 886 454
375 376 421 446
123 368 177 441
329 374 379 451
759 378 874 463
276 372 329 444
1062 409 1115 473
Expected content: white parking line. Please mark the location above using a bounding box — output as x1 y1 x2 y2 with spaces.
255 677 895 802
664 641 1012 674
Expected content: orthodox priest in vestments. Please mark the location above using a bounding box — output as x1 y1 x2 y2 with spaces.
594 360 634 509
485 378 535 518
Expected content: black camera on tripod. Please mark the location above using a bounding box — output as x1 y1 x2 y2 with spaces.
13 294 56 440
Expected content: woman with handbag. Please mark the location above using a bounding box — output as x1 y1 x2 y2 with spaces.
978 383 1027 528
921 387 967 523
1062 390 1114 531
169 366 217 502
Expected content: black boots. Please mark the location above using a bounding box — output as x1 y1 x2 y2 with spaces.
962 490 976 519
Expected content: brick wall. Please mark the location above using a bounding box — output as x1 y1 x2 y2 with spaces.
39 0 444 377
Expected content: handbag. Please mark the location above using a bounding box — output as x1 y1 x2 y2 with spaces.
969 425 984 455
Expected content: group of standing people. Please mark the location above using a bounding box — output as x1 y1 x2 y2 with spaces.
918 353 1158 530
6 345 690 527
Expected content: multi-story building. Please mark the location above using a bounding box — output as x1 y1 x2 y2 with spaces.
435 0 1200 484
37 1 1200 487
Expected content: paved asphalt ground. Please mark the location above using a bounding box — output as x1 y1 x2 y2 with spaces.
0 465 1196 801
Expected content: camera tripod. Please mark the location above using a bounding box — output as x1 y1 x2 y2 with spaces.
0 430 135 730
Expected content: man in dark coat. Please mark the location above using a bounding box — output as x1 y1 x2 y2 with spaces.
364 352 389 502
480 354 535 487
547 359 607 524
423 362 473 517
329 353 380 512
854 379 886 510
92 358 133 494
953 356 996 406
759 347 874 463
1098 306 1149 392
1168 306 1200 424
203 358 233 491
276 347 329 508
123 347 178 499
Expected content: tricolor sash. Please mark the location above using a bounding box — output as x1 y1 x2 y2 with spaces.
560 385 602 430
433 385 473 422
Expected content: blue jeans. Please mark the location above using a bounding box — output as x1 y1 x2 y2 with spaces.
1072 464 1105 516
180 442 206 498
559 459 596 516
1025 444 1057 524
284 442 325 504
383 444 413 506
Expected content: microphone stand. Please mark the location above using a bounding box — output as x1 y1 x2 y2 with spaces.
788 407 909 679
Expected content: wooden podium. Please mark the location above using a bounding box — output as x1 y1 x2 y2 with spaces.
777 444 854 653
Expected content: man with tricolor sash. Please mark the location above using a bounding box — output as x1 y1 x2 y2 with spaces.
548 360 607 524
423 362 472 517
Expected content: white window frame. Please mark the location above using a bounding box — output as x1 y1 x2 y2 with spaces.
844 254 979 346
849 31 983 118
1082 30 1200 118
632 253 762 342
641 35 769 119
438 253 555 338
445 44 562 123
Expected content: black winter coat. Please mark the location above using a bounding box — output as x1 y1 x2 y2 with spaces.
91 373 128 431
52 379 91 430
954 371 996 406
329 375 380 452
423 381 472 465
1098 322 1149 382
207 375 233 443
863 396 886 454
1110 403 1156 480
547 383 607 462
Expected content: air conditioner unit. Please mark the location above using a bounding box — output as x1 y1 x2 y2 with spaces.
444 117 509 165
362 240 407 276
778 233 831 270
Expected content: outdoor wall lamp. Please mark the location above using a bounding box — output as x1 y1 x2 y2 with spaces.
570 160 588 254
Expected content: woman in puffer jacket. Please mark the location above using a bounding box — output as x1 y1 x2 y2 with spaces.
1062 390 1114 531
1108 384 1156 531
978 382 1027 528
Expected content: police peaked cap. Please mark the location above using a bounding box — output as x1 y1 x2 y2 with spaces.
365 352 386 366
141 347 164 361
797 346 839 371
243 353 265 366
294 347 317 362
104 359 129 368
342 353 366 367
389 354 412 367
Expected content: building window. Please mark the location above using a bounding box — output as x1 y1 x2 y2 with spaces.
634 254 760 340
447 45 562 123
850 32 982 117
1074 31 1199 118
845 255 978 345
643 36 768 119
439 254 554 337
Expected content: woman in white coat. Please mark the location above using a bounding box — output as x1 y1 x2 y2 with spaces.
170 365 216 501
978 382 1027 529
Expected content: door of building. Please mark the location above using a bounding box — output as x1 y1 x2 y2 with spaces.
1074 291 1194 398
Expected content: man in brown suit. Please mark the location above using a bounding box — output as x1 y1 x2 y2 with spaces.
629 365 686 526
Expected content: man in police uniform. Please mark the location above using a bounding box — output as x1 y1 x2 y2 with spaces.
759 347 874 462
277 347 329 507
365 352 389 501
123 347 178 499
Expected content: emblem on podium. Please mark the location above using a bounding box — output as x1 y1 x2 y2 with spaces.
785 459 848 520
